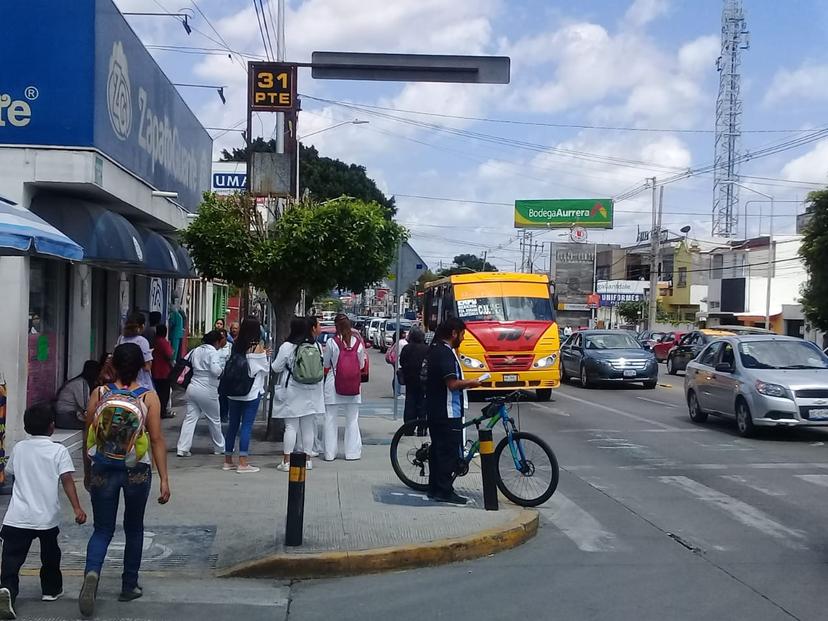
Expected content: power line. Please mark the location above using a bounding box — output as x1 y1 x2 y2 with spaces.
251 0 273 61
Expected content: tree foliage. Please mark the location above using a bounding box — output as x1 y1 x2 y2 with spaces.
220 139 395 217
617 300 645 324
438 253 498 276
800 190 828 331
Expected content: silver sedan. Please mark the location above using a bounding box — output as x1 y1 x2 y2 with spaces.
684 335 828 437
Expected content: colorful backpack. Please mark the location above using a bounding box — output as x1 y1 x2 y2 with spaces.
86 384 149 468
333 335 362 396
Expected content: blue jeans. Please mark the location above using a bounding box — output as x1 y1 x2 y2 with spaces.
85 463 151 590
226 396 260 456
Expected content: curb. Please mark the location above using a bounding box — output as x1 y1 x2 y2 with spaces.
218 508 539 579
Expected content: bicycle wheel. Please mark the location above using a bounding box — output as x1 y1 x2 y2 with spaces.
494 432 559 507
390 419 432 492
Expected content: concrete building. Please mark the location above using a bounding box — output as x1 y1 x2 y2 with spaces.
0 0 211 448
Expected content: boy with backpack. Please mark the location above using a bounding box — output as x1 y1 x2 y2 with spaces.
0 403 87 619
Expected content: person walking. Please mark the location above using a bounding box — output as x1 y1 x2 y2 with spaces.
176 331 226 457
54 360 100 430
386 330 408 398
425 318 481 505
142 312 162 349
306 317 325 456
0 403 86 619
221 318 270 474
323 314 366 461
168 302 185 361
151 325 174 419
272 318 325 472
79 343 170 618
115 313 153 392
399 327 428 424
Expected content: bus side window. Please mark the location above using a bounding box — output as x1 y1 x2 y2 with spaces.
442 285 455 322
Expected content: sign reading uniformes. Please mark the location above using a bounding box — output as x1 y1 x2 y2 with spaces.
515 199 613 229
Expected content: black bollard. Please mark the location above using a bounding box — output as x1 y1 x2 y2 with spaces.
285 451 306 546
479 428 498 511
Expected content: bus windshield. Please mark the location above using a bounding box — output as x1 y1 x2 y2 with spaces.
456 296 554 322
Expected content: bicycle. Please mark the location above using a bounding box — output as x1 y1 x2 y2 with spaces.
389 391 559 507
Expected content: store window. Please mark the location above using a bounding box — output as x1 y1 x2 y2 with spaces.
678 267 687 288
27 259 65 407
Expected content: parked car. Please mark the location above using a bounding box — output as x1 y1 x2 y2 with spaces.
685 335 828 437
638 330 667 349
653 331 685 362
666 329 736 375
367 318 384 347
380 320 412 353
560 330 659 389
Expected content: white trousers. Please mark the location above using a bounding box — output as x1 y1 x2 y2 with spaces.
178 383 225 454
283 415 316 456
312 413 325 454
323 403 361 460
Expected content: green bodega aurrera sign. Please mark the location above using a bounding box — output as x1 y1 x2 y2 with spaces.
514 198 614 229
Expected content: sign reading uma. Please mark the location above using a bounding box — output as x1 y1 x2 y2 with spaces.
514 199 613 229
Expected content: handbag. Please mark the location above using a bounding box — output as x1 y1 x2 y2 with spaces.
395 367 405 386
168 351 193 390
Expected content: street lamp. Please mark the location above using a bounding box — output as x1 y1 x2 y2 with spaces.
122 12 192 35
725 182 774 330
295 119 369 199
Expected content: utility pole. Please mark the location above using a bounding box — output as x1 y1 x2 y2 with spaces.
647 178 663 329
519 230 526 272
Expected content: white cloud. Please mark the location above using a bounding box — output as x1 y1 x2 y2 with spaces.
781 138 828 182
764 63 828 106
623 0 670 28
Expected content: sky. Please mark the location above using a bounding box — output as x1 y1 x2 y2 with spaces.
115 0 828 271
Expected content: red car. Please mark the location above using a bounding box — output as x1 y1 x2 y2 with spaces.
652 331 685 362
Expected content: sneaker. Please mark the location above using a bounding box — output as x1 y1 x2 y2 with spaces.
222 463 237 471
0 587 16 619
41 590 63 601
176 451 191 457
308 450 319 458
430 493 468 505
236 465 260 473
118 585 143 602
79 571 99 618
306 459 313 471
213 450 225 456
276 462 290 472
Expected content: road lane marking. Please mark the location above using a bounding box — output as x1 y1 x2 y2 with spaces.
539 493 621 552
658 476 807 549
624 462 828 471
795 474 828 488
635 396 678 408
554 390 681 430
721 475 786 497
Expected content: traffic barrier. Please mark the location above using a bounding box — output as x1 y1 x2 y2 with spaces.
285 452 306 546
479 428 498 511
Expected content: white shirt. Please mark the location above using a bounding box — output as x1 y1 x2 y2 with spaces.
227 352 270 401
3 437 74 530
188 344 224 391
272 342 326 418
323 334 366 405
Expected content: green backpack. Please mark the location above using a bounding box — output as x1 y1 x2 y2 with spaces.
291 343 324 384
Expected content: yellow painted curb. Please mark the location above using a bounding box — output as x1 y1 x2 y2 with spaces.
219 509 539 579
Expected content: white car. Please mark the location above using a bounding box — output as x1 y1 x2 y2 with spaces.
368 318 385 348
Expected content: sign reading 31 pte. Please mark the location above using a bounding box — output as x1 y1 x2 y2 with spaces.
248 62 297 111
514 199 614 229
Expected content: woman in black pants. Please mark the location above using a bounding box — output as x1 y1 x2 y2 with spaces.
399 327 429 423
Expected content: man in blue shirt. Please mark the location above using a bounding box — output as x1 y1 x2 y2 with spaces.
425 317 481 504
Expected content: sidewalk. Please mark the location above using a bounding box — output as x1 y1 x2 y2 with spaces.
5 354 537 580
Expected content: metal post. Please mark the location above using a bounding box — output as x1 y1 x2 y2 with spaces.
648 178 658 329
479 428 498 511
392 241 403 420
591 242 598 328
765 198 774 331
285 452 306 546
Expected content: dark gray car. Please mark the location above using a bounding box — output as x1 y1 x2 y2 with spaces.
561 330 659 389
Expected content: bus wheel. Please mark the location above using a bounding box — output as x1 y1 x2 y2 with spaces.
536 389 552 402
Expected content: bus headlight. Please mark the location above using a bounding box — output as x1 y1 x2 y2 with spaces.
533 354 558 369
460 355 486 369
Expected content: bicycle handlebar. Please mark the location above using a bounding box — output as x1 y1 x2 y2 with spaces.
482 390 525 404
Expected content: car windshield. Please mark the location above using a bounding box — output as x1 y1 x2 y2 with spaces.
584 333 641 350
455 296 554 322
739 341 828 370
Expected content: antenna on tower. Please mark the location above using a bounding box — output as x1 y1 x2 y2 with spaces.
712 0 750 238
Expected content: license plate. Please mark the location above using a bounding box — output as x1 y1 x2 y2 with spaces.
623 370 637 378
810 408 828 420
503 374 518 382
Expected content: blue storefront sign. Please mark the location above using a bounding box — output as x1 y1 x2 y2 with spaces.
212 172 248 191
0 0 211 211
599 293 645 307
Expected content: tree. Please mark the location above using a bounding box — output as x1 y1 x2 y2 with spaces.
617 300 645 325
220 140 395 217
439 253 498 276
183 193 407 342
800 190 828 331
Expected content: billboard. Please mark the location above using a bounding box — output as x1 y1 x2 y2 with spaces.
552 243 595 312
0 0 212 211
515 199 613 229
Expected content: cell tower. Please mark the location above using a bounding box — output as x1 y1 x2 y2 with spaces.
712 0 750 238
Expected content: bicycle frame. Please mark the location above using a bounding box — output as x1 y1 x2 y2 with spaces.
463 402 529 472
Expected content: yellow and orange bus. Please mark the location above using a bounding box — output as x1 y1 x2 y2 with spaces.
423 272 560 400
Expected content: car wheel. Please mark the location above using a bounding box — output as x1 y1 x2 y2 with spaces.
560 364 569 384
643 379 657 390
667 356 678 376
580 364 592 389
687 390 708 423
536 389 552 402
736 399 755 438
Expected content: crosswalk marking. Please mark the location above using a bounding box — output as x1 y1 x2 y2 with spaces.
721 475 786 497
795 474 828 488
658 476 807 549
539 493 620 552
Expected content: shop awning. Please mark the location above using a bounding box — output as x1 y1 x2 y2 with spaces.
30 196 145 267
134 225 180 277
0 196 83 260
167 239 197 278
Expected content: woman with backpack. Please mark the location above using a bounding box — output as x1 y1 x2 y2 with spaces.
221 318 270 474
323 313 366 461
176 330 226 457
272 317 325 472
79 343 170 617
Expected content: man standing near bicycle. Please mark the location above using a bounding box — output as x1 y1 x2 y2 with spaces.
425 317 482 505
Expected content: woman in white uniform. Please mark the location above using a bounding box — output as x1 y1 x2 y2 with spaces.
323 314 366 461
176 330 226 456
272 317 325 471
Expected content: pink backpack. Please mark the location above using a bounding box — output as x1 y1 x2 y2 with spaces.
333 335 362 396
